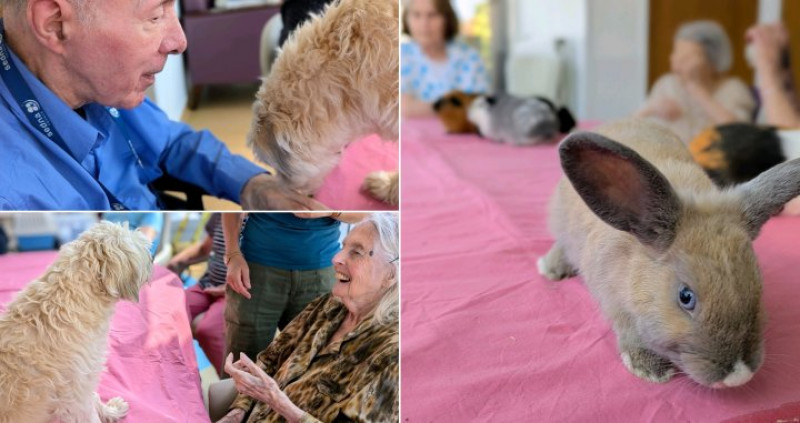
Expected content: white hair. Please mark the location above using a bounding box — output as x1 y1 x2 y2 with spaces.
364 212 399 326
675 20 732 73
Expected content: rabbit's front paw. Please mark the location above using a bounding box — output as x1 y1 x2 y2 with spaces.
621 348 675 383
537 243 578 280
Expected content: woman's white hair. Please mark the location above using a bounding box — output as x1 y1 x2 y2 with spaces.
675 20 732 73
364 212 399 326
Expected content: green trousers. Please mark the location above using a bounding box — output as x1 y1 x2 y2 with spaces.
224 262 335 363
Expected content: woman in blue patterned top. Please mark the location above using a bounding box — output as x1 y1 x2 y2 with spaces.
401 0 490 117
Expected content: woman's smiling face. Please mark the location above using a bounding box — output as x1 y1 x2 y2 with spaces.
332 223 393 316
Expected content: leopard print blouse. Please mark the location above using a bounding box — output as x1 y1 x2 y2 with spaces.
230 294 399 422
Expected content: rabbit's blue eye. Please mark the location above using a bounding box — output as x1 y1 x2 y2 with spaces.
679 285 696 311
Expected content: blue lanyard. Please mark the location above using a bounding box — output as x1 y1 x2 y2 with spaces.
0 20 129 210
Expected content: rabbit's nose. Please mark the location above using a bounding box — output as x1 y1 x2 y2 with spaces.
713 360 754 388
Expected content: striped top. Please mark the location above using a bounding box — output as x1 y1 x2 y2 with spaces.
198 213 227 289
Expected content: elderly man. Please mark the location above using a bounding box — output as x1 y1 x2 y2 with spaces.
0 0 324 210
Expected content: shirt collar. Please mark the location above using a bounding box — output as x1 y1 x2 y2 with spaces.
0 30 102 161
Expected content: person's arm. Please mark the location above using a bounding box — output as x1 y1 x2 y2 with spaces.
293 212 369 224
227 295 331 415
684 81 742 124
401 93 435 118
748 23 800 128
222 213 251 299
635 75 682 121
135 212 163 246
166 235 212 274
123 99 325 210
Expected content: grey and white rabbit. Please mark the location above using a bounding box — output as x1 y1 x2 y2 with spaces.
538 119 800 388
467 94 576 146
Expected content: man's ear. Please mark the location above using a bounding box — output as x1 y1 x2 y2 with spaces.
28 0 77 54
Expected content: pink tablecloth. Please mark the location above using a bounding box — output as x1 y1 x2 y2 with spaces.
316 134 398 210
0 251 210 423
400 118 800 422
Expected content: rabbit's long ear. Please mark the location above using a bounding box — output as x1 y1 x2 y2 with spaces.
560 131 681 252
736 157 800 239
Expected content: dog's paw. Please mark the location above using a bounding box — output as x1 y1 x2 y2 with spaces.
98 396 129 422
362 171 398 206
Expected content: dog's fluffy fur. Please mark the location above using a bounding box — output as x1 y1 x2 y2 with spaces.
0 222 152 423
248 0 399 205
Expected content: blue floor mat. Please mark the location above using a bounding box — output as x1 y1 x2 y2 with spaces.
194 340 212 371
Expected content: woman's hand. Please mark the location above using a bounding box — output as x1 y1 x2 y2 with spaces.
216 408 245 423
225 353 306 423
225 254 251 299
644 97 682 121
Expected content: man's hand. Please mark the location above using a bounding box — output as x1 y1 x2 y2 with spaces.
240 174 329 210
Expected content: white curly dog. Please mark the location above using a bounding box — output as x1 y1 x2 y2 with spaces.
0 221 153 423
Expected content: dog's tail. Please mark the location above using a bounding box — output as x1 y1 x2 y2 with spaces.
94 393 129 423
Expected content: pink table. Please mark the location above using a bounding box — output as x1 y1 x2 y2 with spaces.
400 118 800 422
0 251 210 423
316 134 398 210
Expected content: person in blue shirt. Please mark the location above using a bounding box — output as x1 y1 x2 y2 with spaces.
0 0 325 210
102 212 163 255
401 0 490 118
221 212 368 363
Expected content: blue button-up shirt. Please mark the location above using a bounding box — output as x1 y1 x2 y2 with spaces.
0 43 265 210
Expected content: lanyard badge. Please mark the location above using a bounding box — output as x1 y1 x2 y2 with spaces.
0 20 129 210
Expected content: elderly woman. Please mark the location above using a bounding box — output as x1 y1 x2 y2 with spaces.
637 20 756 143
216 213 399 423
401 0 489 117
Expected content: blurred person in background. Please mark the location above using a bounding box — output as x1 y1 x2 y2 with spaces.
401 0 489 117
637 20 755 143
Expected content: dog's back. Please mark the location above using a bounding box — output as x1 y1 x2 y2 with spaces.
0 222 151 423
0 276 114 422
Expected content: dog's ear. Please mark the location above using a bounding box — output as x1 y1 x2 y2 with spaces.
558 107 577 133
95 223 151 303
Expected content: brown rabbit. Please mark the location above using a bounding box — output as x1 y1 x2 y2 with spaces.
539 119 800 388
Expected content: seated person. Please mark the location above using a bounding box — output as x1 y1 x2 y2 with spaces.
401 0 489 117
637 20 755 143
102 212 163 255
747 22 800 215
0 1 323 210
216 213 399 423
747 22 800 128
167 213 227 376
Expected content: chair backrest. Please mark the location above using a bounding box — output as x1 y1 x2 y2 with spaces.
153 217 173 266
260 12 284 76
505 52 565 103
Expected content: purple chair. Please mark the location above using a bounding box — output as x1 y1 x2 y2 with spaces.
181 0 281 109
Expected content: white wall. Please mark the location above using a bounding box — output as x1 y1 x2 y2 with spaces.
758 0 782 22
584 0 649 121
505 0 645 120
505 0 779 122
506 0 587 115
152 1 187 121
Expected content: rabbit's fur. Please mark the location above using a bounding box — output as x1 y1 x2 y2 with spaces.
539 119 800 388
